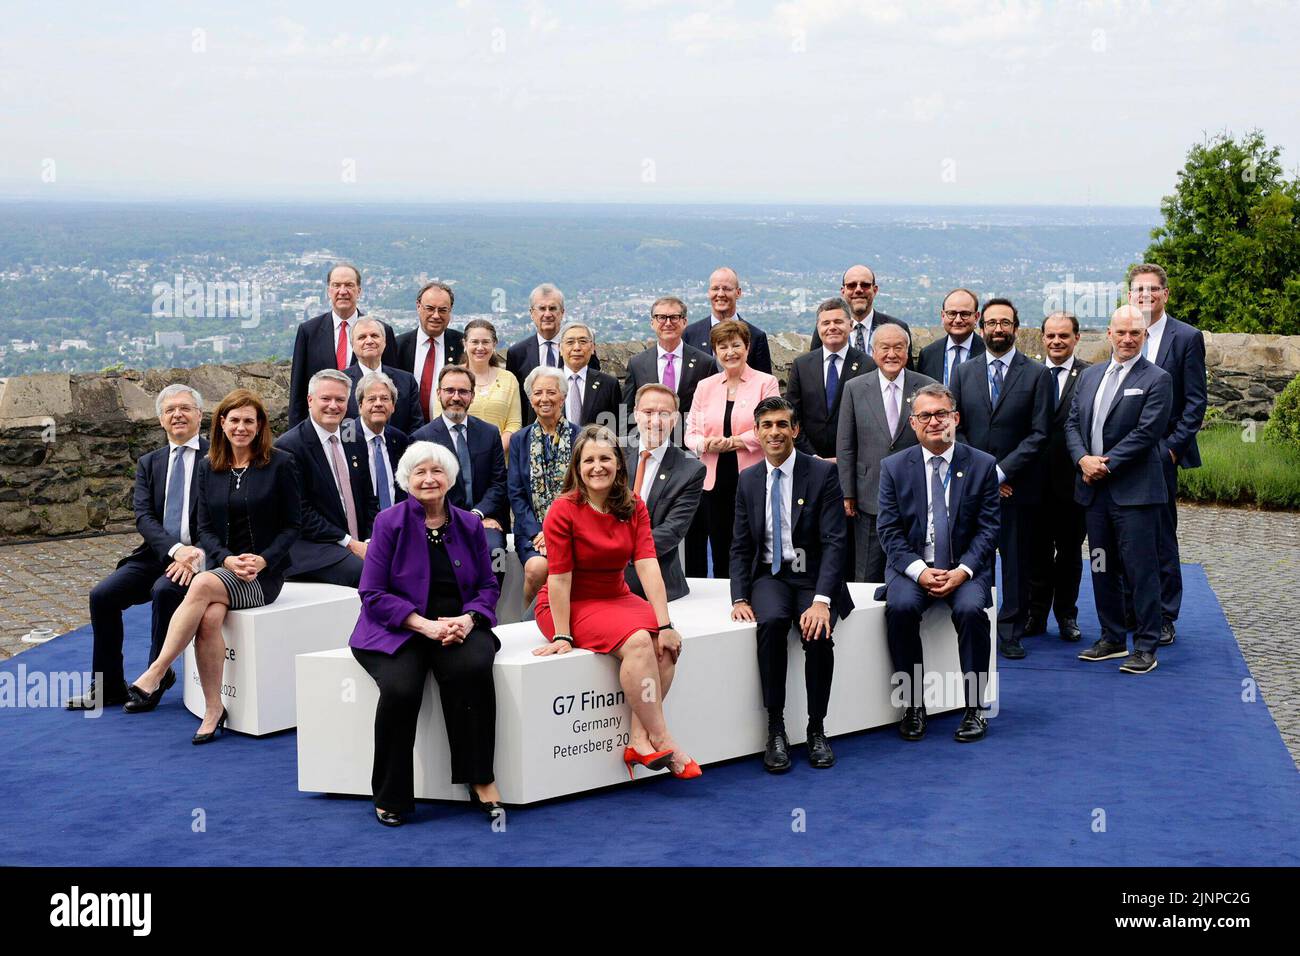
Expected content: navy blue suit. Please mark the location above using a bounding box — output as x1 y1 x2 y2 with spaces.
289 311 399 427
350 418 409 510
343 363 425 437
274 420 379 586
88 439 208 692
951 348 1053 644
917 333 986 386
730 453 853 725
1149 316 1207 626
682 315 773 376
508 421 580 566
1065 355 1172 653
876 442 1001 707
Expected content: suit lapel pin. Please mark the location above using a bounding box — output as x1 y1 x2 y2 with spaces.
797 498 805 505
659 474 666 480
1071 369 1078 377
956 471 963 478
592 381 599 389
851 363 859 371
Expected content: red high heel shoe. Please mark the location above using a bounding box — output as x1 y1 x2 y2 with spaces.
622 746 675 780
671 756 702 780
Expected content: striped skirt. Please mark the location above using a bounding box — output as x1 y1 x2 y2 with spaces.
211 567 267 610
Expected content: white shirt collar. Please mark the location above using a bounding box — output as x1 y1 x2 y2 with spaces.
765 450 798 481
824 343 851 364
946 333 975 350
331 310 358 328
441 413 468 432
858 308 875 329
710 313 737 326
1147 313 1167 334
169 435 201 452
1047 354 1075 371
656 342 683 361
566 364 587 381
879 368 904 395
536 331 559 347
922 443 956 467
637 440 670 468
986 346 1016 367
360 419 384 442
310 418 341 446
1108 352 1142 373
424 330 445 346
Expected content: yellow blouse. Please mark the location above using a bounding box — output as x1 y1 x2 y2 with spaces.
468 369 523 437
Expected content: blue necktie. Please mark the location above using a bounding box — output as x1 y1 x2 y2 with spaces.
545 340 557 367
990 359 1004 406
163 446 187 541
930 457 951 571
825 354 840 414
1141 336 1150 360
1050 365 1065 410
372 435 392 510
770 468 784 576
454 423 474 502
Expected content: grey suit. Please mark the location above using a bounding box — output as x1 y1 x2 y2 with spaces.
621 343 717 436
623 442 705 602
836 368 936 581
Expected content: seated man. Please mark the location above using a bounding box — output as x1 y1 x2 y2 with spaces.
352 370 411 512
276 369 379 587
344 316 424 435
876 383 1000 743
624 384 705 602
731 397 854 774
68 384 208 710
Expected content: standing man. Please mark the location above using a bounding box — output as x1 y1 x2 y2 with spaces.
344 316 424 435
624 384 706 602
289 263 399 426
683 267 773 375
622 296 717 427
276 369 379 587
67 384 208 710
786 297 873 460
917 289 986 386
876 384 1001 742
1067 306 1172 674
950 298 1052 660
396 280 465 424
1128 263 1206 646
1025 311 1090 641
837 323 936 581
810 264 911 358
506 283 602 424
558 322 621 429
730 397 854 774
352 370 411 512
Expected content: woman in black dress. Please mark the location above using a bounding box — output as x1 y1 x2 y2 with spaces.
125 389 301 744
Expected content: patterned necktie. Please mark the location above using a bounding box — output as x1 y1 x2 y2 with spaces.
634 449 652 500
545 340 558 367
853 324 866 353
419 337 437 420
328 434 359 540
825 354 840 413
1091 364 1122 456
930 457 951 570
770 468 784 576
885 381 899 437
371 435 391 511
336 319 349 370
662 352 676 391
163 445 187 541
453 423 474 502
1051 364 1065 408
990 358 1004 405
567 374 583 424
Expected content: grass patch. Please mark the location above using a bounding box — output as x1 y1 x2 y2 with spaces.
1178 424 1300 509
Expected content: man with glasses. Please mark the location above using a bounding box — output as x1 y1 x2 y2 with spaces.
289 263 399 427
950 298 1052 660
507 283 603 425
918 288 987 385
876 384 1001 743
396 280 466 423
810 265 912 362
556 322 620 429
351 370 411 512
623 296 718 432
683 267 773 375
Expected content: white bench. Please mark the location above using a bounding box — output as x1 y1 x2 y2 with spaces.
295 578 998 804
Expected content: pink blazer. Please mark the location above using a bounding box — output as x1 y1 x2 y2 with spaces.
685 368 781 491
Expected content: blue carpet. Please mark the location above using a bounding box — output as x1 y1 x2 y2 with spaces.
1 564 1296 866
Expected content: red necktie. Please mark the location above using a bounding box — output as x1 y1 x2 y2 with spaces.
335 319 349 370
634 449 651 499
419 338 437 420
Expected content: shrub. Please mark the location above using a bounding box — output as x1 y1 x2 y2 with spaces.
1262 372 1300 447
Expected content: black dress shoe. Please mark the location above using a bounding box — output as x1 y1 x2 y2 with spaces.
1078 638 1128 662
1059 618 1083 642
66 680 129 710
998 638 1027 660
122 668 176 714
763 731 792 773
1158 622 1176 646
375 808 403 827
899 705 927 741
467 785 506 824
191 707 228 745
1023 615 1046 637
1119 651 1158 674
954 707 987 742
806 730 835 769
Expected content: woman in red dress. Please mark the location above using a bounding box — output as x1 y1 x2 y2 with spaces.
532 424 701 780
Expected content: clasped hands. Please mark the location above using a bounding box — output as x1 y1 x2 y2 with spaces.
702 435 744 453
165 545 204 585
222 552 266 582
416 613 474 646
732 600 832 640
1078 454 1111 484
918 566 969 598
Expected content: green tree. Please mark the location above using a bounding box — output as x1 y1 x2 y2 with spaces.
1143 130 1300 334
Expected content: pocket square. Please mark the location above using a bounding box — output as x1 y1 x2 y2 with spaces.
1123 387 1144 396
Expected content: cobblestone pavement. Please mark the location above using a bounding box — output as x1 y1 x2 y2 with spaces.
2 504 1298 765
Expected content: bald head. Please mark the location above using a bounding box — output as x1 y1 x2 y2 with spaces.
1108 305 1148 362
708 267 742 320
841 264 879 319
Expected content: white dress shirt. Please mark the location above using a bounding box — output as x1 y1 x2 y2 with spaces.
360 419 394 506
635 441 670 502
823 344 851 388
1144 314 1167 364
904 444 976 584
310 418 353 547
944 333 976 382
164 436 201 554
763 451 830 606
415 331 447 387
331 311 355 368
536 332 561 367
1047 354 1076 401
657 343 684 393
1091 352 1142 438
565 366 587 421
878 368 904 430
984 347 1017 484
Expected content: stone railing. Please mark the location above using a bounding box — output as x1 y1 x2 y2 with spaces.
1 328 1296 542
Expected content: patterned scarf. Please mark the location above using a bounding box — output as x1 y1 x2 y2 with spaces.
528 421 571 522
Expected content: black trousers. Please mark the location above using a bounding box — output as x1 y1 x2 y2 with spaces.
884 573 991 707
292 552 364 587
1027 494 1086 625
1084 485 1162 654
704 481 739 580
1155 456 1182 625
353 630 497 813
995 497 1035 643
88 557 186 689
752 566 836 725
853 512 886 583
684 506 709 578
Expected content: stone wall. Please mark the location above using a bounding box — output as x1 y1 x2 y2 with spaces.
1 328 1296 542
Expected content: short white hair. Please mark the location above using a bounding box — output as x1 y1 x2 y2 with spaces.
308 369 352 396
355 370 398 404
529 283 565 310
524 365 567 397
394 440 459 493
155 383 203 416
350 315 386 341
560 321 595 343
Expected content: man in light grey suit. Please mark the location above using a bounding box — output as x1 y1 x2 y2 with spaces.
624 383 706 602
837 322 937 581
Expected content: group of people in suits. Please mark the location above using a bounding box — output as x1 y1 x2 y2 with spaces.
75 257 1205 817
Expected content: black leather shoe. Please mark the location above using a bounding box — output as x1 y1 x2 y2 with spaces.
763 731 792 773
806 730 835 769
998 638 1027 660
375 808 403 827
899 705 927 741
1078 638 1128 662
1023 615 1046 637
467 785 506 825
954 707 987 742
123 668 176 714
1059 618 1083 642
1119 651 1158 674
191 707 228 745
1158 622 1176 646
66 680 129 710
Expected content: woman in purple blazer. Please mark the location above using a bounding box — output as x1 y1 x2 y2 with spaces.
350 440 503 827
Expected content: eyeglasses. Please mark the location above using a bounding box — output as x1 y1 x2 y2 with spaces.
420 306 451 317
563 337 593 347
911 410 955 424
943 310 976 321
652 314 685 324
439 387 474 397
982 318 1016 330
162 404 199 416
843 281 876 290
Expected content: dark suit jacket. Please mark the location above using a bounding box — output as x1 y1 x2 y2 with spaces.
1150 315 1207 468
1044 359 1090 501
508 421 581 542
875 442 1001 592
124 437 211 568
951 349 1053 504
195 448 301 601
349 418 410 507
506 334 602 424
563 367 621 429
394 327 466 379
621 343 717 421
785 346 874 457
836 369 934 514
408 416 509 525
344 363 424 436
1065 357 1173 507
729 452 854 620
623 443 705 602
810 311 910 359
682 315 773 375
917 332 986 384
274 420 380 575
289 311 399 427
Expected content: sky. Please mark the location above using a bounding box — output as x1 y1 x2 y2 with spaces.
1 0 1297 206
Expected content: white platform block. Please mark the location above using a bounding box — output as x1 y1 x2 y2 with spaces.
297 578 998 804
183 582 360 736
